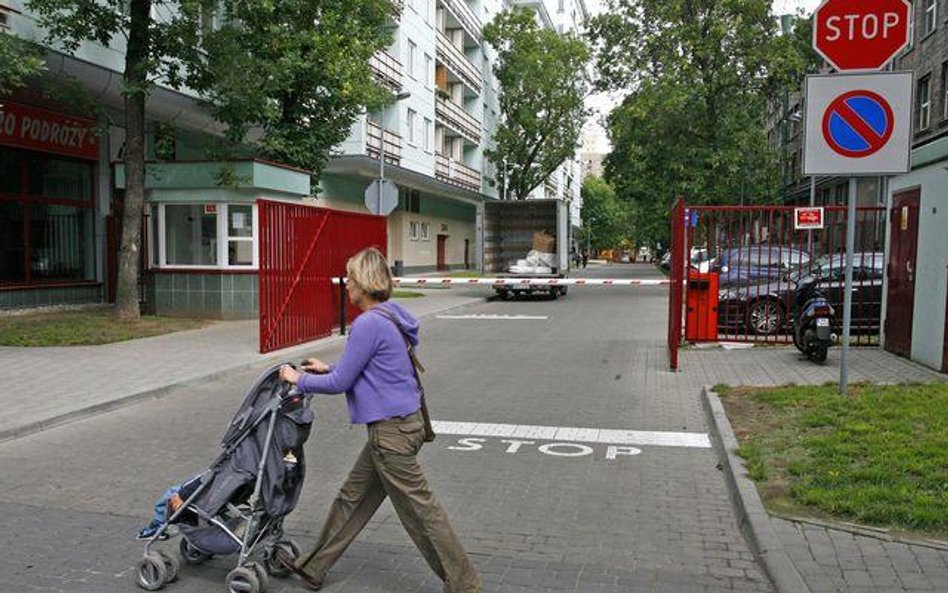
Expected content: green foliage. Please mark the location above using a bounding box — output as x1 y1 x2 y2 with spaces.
484 8 590 200
191 0 394 182
724 383 948 535
588 0 790 245
0 32 45 95
580 176 633 251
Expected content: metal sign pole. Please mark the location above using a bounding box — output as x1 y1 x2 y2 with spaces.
840 178 857 395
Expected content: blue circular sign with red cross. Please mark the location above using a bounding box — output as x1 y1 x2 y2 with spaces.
822 90 895 157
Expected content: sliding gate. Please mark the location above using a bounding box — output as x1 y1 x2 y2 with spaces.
258 199 387 353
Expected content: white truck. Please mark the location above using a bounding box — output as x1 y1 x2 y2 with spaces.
482 199 572 300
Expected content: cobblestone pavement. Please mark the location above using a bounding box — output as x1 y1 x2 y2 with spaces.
772 519 948 593
0 263 942 593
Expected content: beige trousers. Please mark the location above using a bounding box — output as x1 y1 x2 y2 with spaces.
296 411 482 593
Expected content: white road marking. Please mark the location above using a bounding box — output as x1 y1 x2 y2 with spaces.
430 421 712 449
435 314 549 320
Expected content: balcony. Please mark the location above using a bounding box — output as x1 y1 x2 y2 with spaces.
436 30 481 93
440 0 481 43
435 95 481 144
369 50 402 92
366 120 402 166
544 178 559 198
436 152 480 192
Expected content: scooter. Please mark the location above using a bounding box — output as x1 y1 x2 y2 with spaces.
793 274 835 364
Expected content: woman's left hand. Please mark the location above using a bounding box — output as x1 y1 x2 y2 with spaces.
279 364 302 385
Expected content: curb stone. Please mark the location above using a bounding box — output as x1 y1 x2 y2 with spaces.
701 385 812 593
0 296 487 444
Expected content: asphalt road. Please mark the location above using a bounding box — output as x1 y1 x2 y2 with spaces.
0 263 772 593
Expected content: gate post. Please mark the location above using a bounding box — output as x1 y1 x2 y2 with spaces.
668 196 686 371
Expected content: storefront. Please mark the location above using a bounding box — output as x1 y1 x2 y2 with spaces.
0 101 103 309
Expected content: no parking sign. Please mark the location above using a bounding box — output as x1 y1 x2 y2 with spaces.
803 72 913 175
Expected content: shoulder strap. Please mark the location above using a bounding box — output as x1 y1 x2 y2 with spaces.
372 308 426 376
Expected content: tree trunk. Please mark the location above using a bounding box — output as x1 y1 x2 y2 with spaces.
114 0 152 322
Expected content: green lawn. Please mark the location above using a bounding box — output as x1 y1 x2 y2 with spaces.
0 309 210 346
391 290 425 299
719 383 948 538
446 270 482 278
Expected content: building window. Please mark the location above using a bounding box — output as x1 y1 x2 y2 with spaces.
407 40 416 79
423 118 432 152
917 74 932 131
924 0 937 35
154 203 256 269
409 220 419 241
0 147 96 286
227 204 254 266
424 53 433 88
407 108 417 145
164 204 219 266
420 222 430 241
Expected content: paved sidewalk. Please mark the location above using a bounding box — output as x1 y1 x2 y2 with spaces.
0 289 487 442
772 518 948 593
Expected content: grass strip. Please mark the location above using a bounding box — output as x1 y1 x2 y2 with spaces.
0 309 209 347
720 383 948 538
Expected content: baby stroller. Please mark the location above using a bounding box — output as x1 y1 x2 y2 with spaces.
136 364 313 593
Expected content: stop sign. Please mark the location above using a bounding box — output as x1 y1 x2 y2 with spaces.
813 0 912 71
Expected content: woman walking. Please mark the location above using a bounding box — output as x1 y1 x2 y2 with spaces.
277 248 481 593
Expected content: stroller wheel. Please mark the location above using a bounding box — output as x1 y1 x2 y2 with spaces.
226 566 261 593
155 550 180 583
264 540 300 578
248 562 269 591
136 553 168 591
179 538 211 565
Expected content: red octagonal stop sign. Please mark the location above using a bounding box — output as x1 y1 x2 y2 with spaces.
813 0 912 71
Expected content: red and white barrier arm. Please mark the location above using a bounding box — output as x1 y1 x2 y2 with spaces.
334 277 671 287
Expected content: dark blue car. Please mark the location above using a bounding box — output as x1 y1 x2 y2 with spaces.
710 246 811 287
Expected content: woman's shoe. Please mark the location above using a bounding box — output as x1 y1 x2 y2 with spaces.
273 548 323 591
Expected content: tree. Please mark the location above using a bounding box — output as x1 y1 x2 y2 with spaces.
580 176 632 251
588 0 788 244
27 0 205 321
27 0 394 320
191 0 394 180
0 32 45 95
483 8 590 201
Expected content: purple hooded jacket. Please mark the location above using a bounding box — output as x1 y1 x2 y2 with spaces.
296 301 422 424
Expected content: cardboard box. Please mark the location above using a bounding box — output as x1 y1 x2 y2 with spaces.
533 231 555 253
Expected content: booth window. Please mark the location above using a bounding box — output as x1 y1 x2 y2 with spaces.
0 147 95 286
152 202 257 269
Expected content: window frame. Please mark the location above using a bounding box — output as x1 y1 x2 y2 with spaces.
924 0 937 36
423 117 432 152
918 74 932 131
407 40 417 80
407 108 417 146
152 202 258 270
409 220 420 241
420 221 430 241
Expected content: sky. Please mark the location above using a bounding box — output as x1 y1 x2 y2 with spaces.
581 0 823 154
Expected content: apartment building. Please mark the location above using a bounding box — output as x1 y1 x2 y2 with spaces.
319 0 588 273
0 0 588 314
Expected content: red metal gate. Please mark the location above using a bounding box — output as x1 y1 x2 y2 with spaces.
258 199 388 353
667 202 886 363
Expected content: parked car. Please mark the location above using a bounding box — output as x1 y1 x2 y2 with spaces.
717 252 884 336
706 246 810 286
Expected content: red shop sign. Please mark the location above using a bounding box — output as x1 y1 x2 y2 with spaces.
0 101 98 160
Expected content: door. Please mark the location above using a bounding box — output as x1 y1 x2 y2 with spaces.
437 234 447 272
884 189 920 357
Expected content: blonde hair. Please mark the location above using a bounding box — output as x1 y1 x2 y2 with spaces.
347 247 393 302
